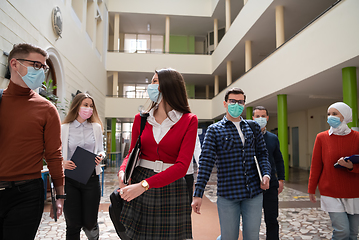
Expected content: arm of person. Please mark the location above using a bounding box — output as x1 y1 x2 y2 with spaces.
94 123 106 166
274 136 285 194
308 133 324 195
44 104 65 218
193 125 217 198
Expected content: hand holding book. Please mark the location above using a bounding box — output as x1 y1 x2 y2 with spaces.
334 155 359 169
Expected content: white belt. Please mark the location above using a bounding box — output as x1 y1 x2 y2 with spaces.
139 159 174 173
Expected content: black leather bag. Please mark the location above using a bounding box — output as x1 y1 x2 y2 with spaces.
123 112 148 184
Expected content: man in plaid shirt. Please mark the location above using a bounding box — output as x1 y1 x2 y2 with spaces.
192 87 271 240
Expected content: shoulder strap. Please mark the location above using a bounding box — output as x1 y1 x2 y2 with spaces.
0 89 3 104
246 120 257 139
246 119 258 153
139 112 149 137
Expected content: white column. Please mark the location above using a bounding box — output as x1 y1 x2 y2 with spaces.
113 72 118 97
206 85 210 99
214 75 219 96
214 18 218 49
245 40 252 72
225 0 231 32
227 61 232 86
276 6 285 48
114 14 120 51
165 16 170 53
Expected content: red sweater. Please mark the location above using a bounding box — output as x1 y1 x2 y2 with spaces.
308 130 359 198
0 81 64 187
120 112 198 189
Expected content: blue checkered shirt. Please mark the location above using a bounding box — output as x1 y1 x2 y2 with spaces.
194 116 271 200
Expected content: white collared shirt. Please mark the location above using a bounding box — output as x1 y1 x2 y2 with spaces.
68 120 95 159
146 108 183 143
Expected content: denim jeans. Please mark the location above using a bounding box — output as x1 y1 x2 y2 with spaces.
329 212 359 240
64 175 101 240
0 178 44 240
216 193 263 240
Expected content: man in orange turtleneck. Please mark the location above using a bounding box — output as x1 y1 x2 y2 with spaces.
0 43 65 240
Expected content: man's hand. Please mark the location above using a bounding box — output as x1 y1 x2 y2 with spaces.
309 193 316 203
50 199 64 219
278 180 284 194
191 197 202 214
260 175 270 190
63 160 76 170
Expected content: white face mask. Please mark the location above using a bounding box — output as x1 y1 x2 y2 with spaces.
254 117 267 129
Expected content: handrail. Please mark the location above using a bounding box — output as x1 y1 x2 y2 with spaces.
107 49 211 55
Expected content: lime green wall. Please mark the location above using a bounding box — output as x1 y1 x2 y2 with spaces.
170 35 195 54
186 84 195 99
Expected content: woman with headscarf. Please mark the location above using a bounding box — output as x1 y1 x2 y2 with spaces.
308 102 359 240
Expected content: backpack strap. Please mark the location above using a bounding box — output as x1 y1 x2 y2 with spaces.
246 119 258 154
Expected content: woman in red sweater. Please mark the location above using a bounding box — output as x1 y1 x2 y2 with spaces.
117 68 198 240
308 102 359 240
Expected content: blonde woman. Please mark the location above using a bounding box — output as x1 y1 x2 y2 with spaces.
61 93 105 240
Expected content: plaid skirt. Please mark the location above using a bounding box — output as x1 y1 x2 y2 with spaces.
120 167 192 240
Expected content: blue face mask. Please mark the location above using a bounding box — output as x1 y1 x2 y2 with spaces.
147 84 162 103
327 116 342 128
17 61 45 90
228 103 244 118
254 117 267 129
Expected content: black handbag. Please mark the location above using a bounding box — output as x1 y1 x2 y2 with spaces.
123 112 148 184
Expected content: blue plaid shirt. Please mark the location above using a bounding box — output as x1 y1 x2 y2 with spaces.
194 116 271 200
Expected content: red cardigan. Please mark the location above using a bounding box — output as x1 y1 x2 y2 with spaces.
308 130 359 198
120 112 198 189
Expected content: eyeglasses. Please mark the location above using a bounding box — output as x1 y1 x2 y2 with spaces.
228 99 245 105
17 59 49 73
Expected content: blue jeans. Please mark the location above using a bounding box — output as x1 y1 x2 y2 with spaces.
0 178 44 240
329 212 359 240
216 193 263 240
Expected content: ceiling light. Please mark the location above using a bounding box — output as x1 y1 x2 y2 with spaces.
147 23 150 31
145 77 149 83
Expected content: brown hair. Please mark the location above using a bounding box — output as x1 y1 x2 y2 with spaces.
62 93 103 130
148 68 191 115
8 43 48 67
253 106 268 116
224 87 246 102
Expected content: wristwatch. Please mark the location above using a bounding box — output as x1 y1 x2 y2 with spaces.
56 194 66 200
141 180 149 191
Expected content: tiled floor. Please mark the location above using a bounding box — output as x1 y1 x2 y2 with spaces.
35 166 351 239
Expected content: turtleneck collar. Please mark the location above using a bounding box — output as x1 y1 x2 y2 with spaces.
6 80 33 96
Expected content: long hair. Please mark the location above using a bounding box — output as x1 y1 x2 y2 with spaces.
148 68 191 115
62 92 103 130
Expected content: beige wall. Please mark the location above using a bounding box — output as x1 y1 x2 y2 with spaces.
107 52 211 74
108 0 216 17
